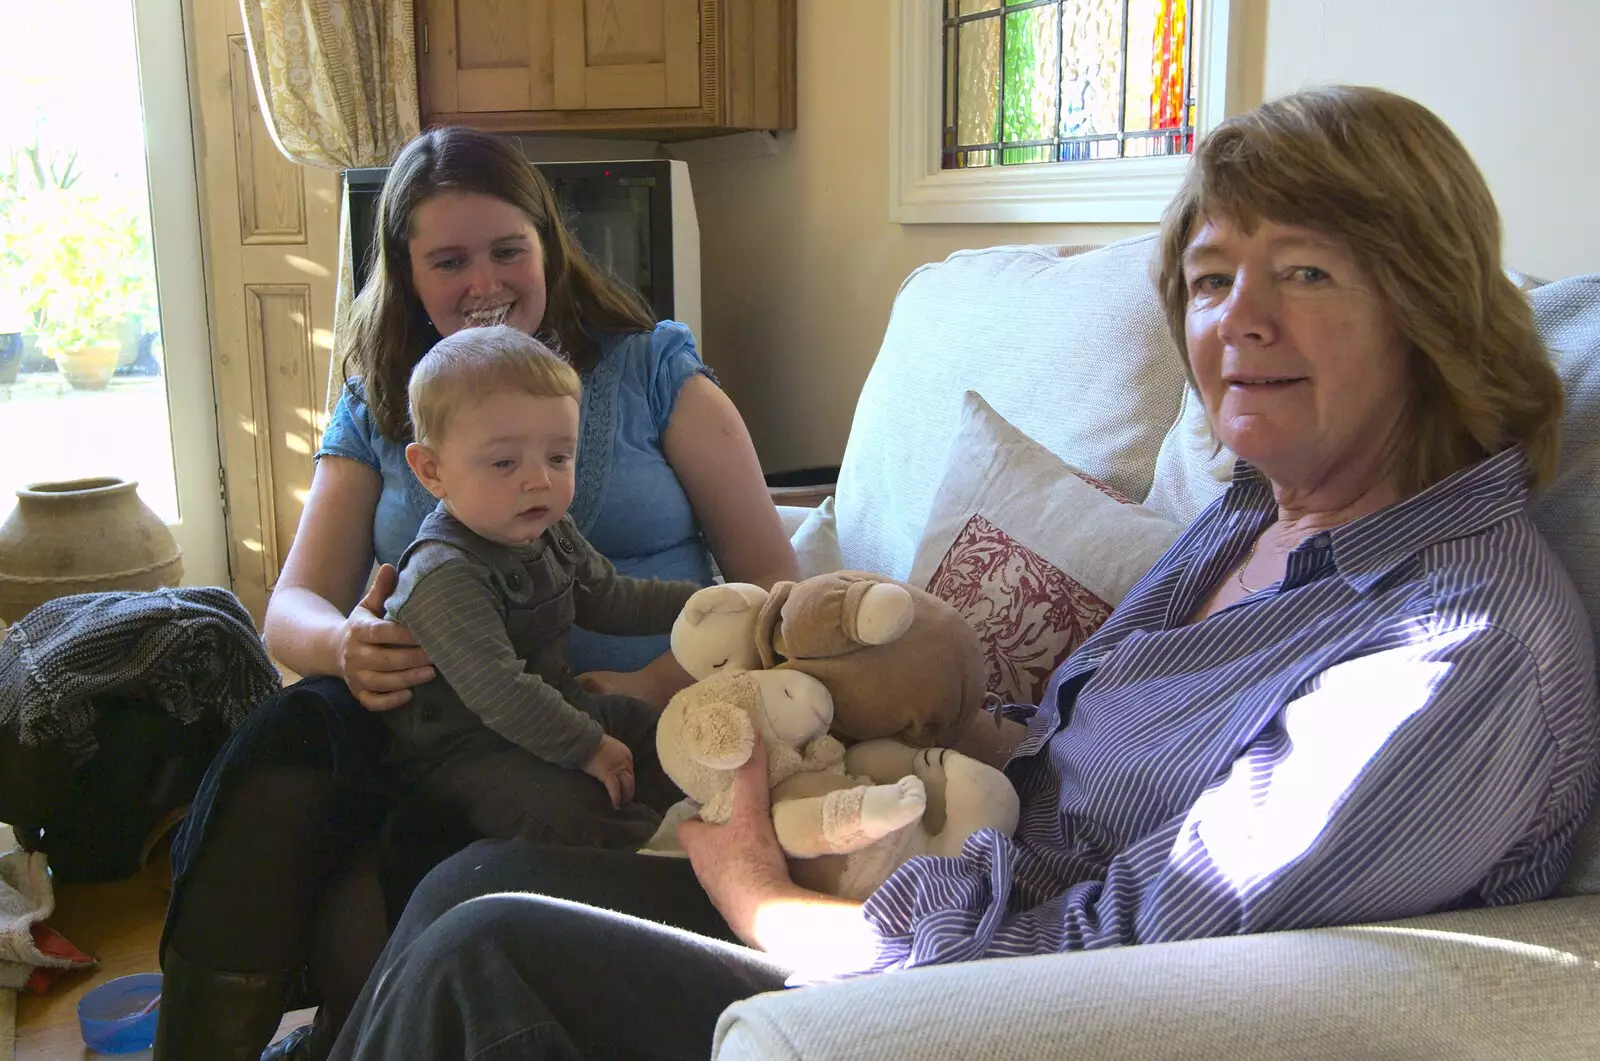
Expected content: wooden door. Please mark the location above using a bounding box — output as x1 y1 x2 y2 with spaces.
422 0 709 119
187 0 342 621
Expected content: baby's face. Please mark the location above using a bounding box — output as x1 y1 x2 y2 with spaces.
429 391 580 545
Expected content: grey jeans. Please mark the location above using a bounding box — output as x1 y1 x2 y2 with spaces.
328 839 793 1060
390 692 680 851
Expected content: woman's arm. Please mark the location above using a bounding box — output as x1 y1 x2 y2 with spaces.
663 375 799 590
264 455 434 708
579 374 799 709
678 734 882 978
867 626 1579 971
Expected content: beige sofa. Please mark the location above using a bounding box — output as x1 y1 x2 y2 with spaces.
720 236 1600 1059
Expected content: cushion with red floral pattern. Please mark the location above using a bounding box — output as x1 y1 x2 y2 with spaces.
908 392 1183 707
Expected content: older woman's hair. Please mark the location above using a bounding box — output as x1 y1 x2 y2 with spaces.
1156 85 1562 493
408 324 581 449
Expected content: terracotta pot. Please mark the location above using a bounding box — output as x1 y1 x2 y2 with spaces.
57 339 121 391
0 477 184 623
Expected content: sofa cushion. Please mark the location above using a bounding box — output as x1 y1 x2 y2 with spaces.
1528 276 1600 894
835 235 1188 580
1144 381 1235 525
714 894 1600 1061
908 392 1181 707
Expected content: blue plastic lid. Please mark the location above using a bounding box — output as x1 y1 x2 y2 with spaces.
77 973 162 1054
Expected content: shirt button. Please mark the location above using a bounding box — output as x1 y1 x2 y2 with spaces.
1311 533 1332 549
559 536 574 553
506 572 523 590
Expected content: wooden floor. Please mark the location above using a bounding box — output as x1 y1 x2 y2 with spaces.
12 846 309 1059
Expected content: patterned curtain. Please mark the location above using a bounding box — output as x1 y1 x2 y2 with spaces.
1149 0 1190 151
237 0 420 171
237 0 422 409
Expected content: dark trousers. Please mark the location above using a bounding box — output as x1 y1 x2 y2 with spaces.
390 692 680 850
328 839 793 1061
161 678 689 1059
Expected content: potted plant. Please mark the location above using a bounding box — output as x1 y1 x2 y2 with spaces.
13 190 150 391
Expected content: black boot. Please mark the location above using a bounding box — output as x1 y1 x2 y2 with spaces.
152 947 292 1061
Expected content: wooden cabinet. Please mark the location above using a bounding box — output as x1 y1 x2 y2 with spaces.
418 0 795 136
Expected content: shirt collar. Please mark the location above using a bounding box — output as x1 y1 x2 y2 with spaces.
1225 446 1531 594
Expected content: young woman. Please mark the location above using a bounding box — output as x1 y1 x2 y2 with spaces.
153 126 797 1061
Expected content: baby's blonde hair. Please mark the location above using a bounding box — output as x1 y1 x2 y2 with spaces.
408 325 581 448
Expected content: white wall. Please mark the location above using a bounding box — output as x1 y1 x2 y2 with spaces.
688 1 1146 474
691 0 1598 474
1261 0 1600 282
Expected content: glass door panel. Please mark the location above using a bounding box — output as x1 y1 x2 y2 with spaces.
0 0 227 585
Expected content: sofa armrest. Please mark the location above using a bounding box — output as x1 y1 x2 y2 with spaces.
714 896 1600 1061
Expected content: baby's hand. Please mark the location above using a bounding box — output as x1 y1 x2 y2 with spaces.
583 734 636 810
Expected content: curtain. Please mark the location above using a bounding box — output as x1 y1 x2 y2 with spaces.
236 0 422 410
237 0 420 170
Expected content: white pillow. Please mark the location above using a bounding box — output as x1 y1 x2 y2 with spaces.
909 392 1183 707
1144 383 1235 526
789 496 843 580
836 236 1189 581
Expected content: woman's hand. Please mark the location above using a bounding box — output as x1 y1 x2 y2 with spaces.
677 733 794 944
679 736 877 973
339 563 436 711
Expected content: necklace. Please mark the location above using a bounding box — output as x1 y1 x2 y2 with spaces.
1235 535 1261 594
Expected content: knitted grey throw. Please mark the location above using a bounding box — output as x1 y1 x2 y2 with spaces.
0 587 277 764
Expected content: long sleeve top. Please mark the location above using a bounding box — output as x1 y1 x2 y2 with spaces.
854 446 1600 975
388 510 698 769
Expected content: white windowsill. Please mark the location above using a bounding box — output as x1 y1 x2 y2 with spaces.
890 0 1234 225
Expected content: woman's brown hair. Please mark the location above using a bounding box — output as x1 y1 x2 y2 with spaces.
339 126 655 441
1156 85 1562 492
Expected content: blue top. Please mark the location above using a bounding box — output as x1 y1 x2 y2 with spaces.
316 320 717 674
849 447 1600 978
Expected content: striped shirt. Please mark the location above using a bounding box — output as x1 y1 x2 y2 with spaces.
857 446 1600 974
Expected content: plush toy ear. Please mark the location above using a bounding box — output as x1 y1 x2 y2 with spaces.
682 700 757 771
678 583 767 628
672 584 770 679
843 581 915 646
756 581 794 666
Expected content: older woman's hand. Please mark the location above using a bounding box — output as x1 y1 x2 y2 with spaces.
679 732 882 974
340 563 435 711
677 732 794 943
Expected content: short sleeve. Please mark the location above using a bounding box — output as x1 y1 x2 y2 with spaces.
317 382 381 471
645 320 719 436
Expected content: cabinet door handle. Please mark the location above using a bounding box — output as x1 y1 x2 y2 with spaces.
422 22 429 54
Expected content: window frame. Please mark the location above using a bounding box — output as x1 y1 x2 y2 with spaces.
889 0 1236 225
133 0 229 584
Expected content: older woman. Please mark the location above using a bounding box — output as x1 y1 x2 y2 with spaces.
327 86 1600 1060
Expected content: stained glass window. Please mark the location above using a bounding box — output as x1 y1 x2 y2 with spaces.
942 0 1198 169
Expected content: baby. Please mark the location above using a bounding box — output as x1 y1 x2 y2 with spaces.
381 324 699 845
